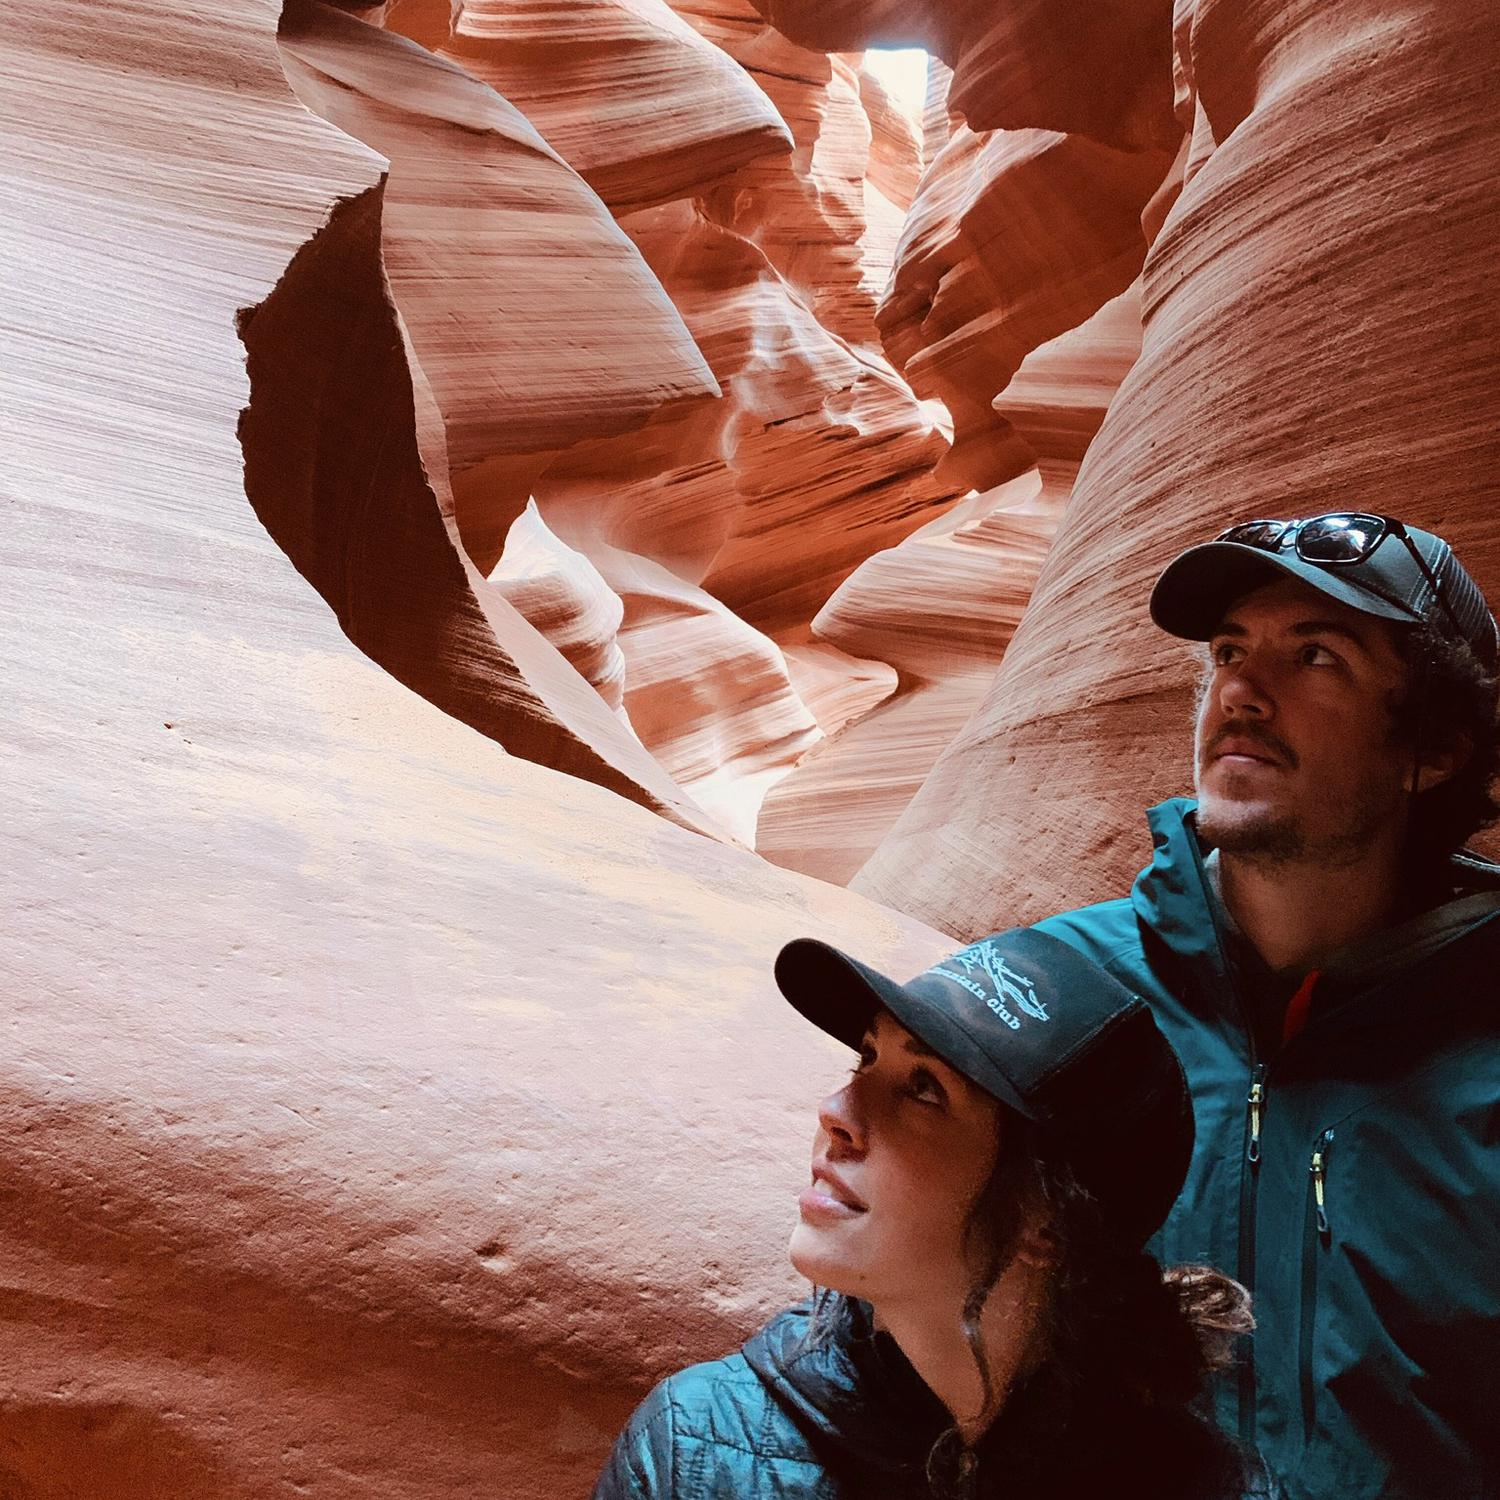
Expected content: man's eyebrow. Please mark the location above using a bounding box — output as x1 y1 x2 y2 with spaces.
1289 619 1371 648
1209 618 1370 649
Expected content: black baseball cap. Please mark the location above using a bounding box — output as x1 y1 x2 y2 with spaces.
1150 513 1498 670
774 927 1193 1249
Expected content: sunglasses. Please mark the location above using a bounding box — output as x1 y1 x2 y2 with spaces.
1216 511 1464 640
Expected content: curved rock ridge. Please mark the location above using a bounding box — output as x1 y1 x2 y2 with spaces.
493 496 827 843
598 544 825 844
756 472 1055 886
535 201 959 637
879 121 1173 491
994 282 1146 512
278 2 722 575
757 285 1145 885
677 2 894 349
749 0 1178 151
489 501 630 715
857 0 1500 934
442 0 794 214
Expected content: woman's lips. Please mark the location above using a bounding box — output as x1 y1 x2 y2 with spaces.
799 1167 867 1220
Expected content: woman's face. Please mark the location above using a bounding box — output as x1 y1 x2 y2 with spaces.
789 1009 1004 1309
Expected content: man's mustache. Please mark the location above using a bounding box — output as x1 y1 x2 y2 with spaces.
1203 724 1300 770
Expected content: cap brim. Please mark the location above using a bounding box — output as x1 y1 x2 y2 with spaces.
1150 541 1420 641
773 939 1031 1116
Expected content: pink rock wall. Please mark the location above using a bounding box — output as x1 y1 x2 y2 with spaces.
11 0 1500 1492
857 0 1500 932
752 0 1178 150
1 5 951 1496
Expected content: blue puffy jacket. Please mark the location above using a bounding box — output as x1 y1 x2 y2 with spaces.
594 1301 1251 1499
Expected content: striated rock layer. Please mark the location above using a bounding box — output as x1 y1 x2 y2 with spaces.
279 1 726 575
858 0 1500 933
2 5 952 1498
534 200 958 638
880 122 1171 490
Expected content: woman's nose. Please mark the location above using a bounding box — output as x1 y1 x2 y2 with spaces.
817 1083 865 1154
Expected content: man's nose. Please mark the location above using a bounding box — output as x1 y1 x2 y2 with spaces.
1216 661 1273 717
817 1083 866 1155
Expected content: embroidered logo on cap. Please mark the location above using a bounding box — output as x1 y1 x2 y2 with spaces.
926 940 1051 1031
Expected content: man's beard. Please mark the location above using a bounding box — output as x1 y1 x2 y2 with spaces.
1196 773 1403 869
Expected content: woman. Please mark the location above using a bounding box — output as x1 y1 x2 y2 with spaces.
594 927 1259 1499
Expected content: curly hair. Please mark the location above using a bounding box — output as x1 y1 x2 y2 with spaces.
807 1105 1253 1499
1391 623 1500 870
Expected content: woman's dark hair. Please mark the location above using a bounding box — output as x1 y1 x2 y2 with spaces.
808 1106 1252 1497
1391 623 1500 870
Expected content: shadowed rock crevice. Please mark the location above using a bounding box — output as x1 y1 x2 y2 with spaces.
234 168 726 841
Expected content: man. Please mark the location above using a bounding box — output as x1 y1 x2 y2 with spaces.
1037 512 1500 1500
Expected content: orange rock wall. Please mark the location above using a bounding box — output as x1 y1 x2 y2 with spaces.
9 0 1500 1493
857 0 1500 931
1 5 950 1495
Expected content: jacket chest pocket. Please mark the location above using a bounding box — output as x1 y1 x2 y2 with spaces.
1286 1068 1500 1459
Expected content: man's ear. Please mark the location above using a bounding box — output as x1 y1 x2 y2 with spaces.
1010 1209 1061 1272
1414 735 1472 794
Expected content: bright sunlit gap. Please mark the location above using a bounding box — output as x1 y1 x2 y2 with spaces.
862 47 929 121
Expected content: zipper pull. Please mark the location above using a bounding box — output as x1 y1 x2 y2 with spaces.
954 1447 977 1500
1246 1063 1268 1164
1309 1129 1334 1237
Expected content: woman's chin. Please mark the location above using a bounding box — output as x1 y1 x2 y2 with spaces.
788 1223 861 1294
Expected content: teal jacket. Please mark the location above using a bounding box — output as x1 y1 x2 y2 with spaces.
1038 798 1500 1500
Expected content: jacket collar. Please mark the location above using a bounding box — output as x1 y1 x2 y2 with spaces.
1131 798 1232 994
743 1302 948 1476
743 1301 1073 1489
1131 796 1500 994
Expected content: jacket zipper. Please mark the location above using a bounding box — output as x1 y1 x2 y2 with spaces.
1299 1128 1335 1439
1186 832 1266 1455
1246 1062 1268 1164
1235 1059 1268 1450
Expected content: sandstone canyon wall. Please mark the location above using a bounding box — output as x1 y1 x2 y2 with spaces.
856 0 1500 932
4 4 955 1495
5 0 1499 1495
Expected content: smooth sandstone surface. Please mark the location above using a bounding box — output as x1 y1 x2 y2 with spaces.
858 0 1500 932
444 0 793 214
2 4 952 1495
880 122 1171 490
489 501 630 715
755 479 1056 887
10 0 1500 1490
537 201 957 636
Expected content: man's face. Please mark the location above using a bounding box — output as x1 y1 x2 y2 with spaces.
1194 577 1414 865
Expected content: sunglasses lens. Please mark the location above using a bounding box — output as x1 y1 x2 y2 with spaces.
1298 513 1386 563
1219 520 1287 550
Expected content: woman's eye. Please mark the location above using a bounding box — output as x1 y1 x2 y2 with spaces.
1299 643 1338 667
906 1068 947 1106
1211 642 1242 666
851 1044 876 1075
